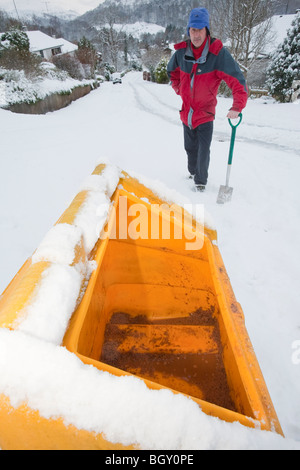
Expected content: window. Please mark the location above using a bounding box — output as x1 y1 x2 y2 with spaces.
51 47 62 56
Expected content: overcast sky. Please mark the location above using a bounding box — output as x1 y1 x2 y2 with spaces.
0 0 105 15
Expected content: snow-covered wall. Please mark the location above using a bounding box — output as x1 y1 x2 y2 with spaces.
6 83 97 114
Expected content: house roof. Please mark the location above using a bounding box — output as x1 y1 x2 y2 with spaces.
57 38 78 54
26 31 64 52
27 31 78 54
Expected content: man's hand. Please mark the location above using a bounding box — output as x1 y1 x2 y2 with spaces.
227 110 240 119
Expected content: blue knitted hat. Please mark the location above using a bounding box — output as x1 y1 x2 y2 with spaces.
187 8 210 36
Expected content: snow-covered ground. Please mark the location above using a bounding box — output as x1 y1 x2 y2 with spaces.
0 72 300 449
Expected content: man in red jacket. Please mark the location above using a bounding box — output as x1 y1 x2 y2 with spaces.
167 7 248 191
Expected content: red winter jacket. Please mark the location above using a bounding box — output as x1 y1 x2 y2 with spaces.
167 37 248 129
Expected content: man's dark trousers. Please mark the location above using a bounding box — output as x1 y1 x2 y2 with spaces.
183 121 214 185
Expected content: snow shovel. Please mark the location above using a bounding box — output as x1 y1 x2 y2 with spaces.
217 113 242 204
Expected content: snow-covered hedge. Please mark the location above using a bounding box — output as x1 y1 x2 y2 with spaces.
0 62 96 108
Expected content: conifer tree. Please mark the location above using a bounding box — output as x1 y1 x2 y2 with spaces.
154 58 169 84
0 28 30 53
266 12 300 102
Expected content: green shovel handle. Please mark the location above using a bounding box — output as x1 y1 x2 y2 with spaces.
227 113 242 165
228 112 243 128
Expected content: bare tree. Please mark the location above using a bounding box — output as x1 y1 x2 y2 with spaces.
97 14 125 71
213 0 275 77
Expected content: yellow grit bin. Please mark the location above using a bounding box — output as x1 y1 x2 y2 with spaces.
0 163 283 449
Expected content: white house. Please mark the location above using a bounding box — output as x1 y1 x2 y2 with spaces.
0 30 78 60
26 31 78 60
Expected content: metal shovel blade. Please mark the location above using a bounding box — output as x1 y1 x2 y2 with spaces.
217 185 233 204
216 113 242 205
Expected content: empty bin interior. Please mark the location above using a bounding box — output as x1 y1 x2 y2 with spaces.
74 193 255 417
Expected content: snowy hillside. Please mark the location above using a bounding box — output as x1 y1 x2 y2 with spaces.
0 72 300 449
260 14 297 55
106 0 143 5
0 0 88 18
100 21 165 39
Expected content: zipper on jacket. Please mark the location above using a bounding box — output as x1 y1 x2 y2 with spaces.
188 107 194 129
188 67 196 129
185 39 210 130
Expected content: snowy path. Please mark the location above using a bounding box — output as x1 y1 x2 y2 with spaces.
0 72 300 444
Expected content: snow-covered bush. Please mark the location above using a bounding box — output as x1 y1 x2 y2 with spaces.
0 67 40 105
0 28 41 75
52 53 88 81
38 61 69 81
102 62 116 81
154 58 169 84
266 12 300 103
53 37 100 81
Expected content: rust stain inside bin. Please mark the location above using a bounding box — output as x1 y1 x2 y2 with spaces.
100 311 236 412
